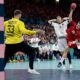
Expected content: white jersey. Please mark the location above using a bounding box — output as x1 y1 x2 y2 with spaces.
30 37 40 48
52 21 68 52
52 21 68 38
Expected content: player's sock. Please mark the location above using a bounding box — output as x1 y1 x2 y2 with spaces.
62 64 66 70
69 64 72 69
60 57 65 63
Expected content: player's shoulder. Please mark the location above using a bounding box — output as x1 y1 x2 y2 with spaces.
4 19 10 24
4 20 8 24
4 18 15 23
70 20 76 26
18 19 24 24
11 18 24 24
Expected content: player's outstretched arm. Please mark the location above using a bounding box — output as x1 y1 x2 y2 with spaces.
69 9 74 22
19 22 45 36
69 3 77 22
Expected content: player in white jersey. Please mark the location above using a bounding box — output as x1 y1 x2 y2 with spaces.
48 16 68 52
29 35 40 61
48 16 72 69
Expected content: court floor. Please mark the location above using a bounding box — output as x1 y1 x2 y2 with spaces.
5 59 80 80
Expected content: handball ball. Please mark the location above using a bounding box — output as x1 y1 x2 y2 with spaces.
71 3 77 9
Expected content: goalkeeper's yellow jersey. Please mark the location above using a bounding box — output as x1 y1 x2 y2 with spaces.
4 18 36 44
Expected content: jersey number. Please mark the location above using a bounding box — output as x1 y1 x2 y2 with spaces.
7 25 14 36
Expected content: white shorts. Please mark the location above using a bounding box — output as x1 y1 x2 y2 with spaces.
58 38 67 52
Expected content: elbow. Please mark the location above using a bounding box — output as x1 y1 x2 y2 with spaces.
48 20 51 24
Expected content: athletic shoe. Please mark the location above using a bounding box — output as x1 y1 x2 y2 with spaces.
69 64 72 69
62 65 66 70
57 62 62 68
37 58 40 62
28 68 40 74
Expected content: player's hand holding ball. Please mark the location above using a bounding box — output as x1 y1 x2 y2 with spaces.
70 3 77 10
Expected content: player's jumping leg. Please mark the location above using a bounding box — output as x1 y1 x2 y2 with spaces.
57 47 69 67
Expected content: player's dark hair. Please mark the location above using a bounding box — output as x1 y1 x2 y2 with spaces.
14 10 22 16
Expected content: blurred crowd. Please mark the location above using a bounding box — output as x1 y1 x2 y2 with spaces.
5 0 80 22
5 0 66 19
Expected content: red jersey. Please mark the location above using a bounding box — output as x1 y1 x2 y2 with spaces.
66 21 77 48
